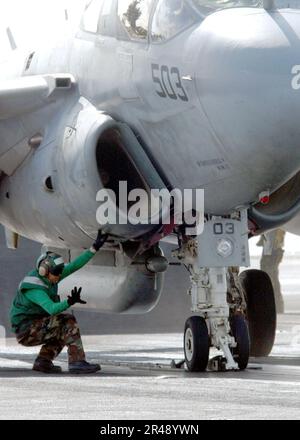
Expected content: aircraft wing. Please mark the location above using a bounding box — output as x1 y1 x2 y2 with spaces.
0 74 75 120
0 74 76 176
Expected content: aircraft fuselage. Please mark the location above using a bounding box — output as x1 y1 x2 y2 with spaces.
1 5 300 244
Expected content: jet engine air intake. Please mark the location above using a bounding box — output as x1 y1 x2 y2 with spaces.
94 121 168 238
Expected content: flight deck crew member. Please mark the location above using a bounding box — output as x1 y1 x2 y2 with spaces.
10 231 108 374
257 229 286 314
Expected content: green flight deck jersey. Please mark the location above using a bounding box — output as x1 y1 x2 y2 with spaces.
10 249 95 333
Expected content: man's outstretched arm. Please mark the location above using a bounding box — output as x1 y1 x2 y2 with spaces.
60 232 108 281
25 289 70 315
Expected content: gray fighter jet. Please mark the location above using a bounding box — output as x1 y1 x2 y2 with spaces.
0 0 299 372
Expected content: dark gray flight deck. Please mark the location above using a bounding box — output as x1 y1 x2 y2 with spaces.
1 321 300 420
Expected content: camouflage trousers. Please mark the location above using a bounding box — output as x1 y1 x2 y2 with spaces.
261 249 285 313
16 314 86 363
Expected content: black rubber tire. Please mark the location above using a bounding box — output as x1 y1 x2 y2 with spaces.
184 316 209 372
239 269 276 357
230 315 250 370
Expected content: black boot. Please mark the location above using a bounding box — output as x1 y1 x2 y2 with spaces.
33 357 62 374
69 360 101 374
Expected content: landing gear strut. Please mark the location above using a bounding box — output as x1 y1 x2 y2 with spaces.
173 210 251 372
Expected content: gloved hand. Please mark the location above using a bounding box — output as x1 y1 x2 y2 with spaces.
67 287 86 306
92 230 108 252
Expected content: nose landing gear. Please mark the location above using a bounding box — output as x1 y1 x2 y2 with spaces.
182 265 249 372
174 211 251 372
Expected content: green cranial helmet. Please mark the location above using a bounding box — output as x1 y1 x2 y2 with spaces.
36 252 65 277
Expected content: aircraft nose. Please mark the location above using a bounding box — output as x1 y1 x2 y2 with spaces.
195 7 300 192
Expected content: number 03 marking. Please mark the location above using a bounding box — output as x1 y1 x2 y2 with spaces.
213 223 235 235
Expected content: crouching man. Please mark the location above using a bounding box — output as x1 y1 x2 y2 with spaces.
10 232 107 374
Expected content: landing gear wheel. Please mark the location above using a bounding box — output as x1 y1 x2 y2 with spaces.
230 315 250 370
239 269 276 357
184 316 209 372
